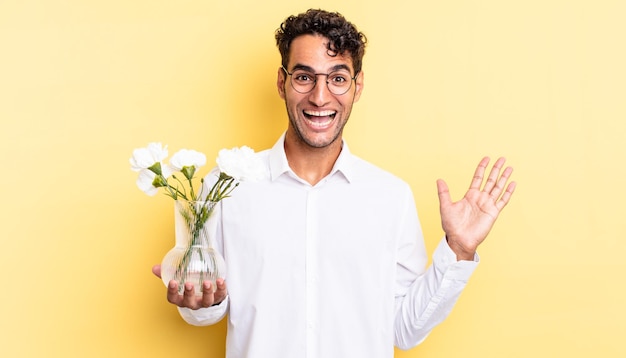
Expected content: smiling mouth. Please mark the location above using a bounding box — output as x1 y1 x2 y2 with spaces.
303 110 336 128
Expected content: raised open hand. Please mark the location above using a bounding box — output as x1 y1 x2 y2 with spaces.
437 157 516 261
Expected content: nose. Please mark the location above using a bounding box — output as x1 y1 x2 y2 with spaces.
308 75 332 106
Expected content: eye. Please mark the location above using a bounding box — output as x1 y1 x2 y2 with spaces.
329 73 349 84
293 72 315 83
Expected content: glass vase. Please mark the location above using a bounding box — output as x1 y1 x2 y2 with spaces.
160 200 226 296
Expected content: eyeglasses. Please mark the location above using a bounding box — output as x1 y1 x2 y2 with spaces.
281 66 357 96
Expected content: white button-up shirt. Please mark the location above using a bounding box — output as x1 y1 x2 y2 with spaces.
179 134 478 358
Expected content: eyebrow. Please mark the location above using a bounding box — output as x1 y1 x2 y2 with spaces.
291 63 352 74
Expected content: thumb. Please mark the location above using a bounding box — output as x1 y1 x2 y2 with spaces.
436 179 452 207
152 264 162 278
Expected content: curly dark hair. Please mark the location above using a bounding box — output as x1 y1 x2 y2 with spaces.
275 9 367 74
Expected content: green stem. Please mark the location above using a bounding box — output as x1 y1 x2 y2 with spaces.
171 175 189 200
187 177 196 201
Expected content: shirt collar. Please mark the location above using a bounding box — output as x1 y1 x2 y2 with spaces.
269 133 355 184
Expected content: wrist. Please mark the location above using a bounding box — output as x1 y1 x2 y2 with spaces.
446 236 476 261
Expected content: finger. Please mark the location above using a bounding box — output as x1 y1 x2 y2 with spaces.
469 157 490 190
200 281 215 308
496 181 517 210
182 282 199 309
214 278 228 303
436 179 452 207
152 264 162 278
490 166 513 199
482 157 505 193
166 280 183 305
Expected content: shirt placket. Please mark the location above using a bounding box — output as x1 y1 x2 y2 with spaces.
305 187 320 358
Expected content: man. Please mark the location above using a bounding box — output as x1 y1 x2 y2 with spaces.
153 9 516 357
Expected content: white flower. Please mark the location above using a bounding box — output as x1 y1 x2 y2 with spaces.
130 142 168 172
136 166 173 196
130 142 265 202
216 146 268 181
136 169 159 196
169 149 207 172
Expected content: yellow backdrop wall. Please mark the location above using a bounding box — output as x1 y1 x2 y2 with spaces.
1 0 624 357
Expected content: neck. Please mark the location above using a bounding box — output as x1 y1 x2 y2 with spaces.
284 132 342 186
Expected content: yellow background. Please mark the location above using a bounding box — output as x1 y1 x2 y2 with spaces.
1 0 624 357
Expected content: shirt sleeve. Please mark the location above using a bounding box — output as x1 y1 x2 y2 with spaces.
394 237 478 349
393 188 479 349
177 296 229 326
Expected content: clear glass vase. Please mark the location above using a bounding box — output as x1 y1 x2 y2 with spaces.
160 200 226 296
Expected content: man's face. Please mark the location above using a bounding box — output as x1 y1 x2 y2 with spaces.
277 34 364 149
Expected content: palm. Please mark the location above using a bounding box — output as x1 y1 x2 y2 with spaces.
437 157 516 259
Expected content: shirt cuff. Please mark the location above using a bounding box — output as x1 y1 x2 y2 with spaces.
432 237 479 282
177 296 229 326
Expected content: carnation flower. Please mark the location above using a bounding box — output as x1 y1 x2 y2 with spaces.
169 149 207 180
130 142 168 172
136 169 159 196
216 146 268 182
130 142 267 202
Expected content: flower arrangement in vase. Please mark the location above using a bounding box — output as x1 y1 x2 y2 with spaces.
130 142 267 295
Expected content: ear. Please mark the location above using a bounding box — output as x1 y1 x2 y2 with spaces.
353 70 365 102
277 67 286 100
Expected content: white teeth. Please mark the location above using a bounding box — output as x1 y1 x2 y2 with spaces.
303 109 335 128
308 118 333 127
304 110 336 117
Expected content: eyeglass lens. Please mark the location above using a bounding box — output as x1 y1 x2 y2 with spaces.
288 69 354 95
